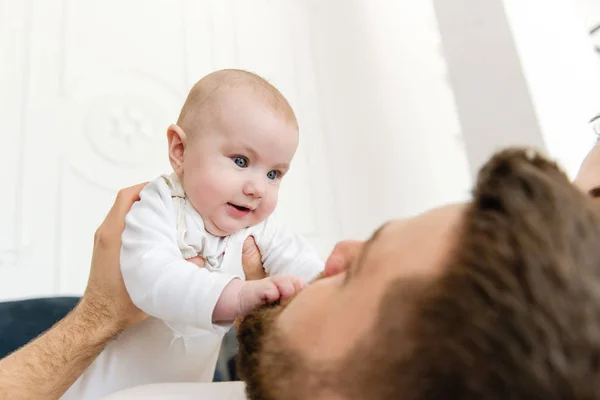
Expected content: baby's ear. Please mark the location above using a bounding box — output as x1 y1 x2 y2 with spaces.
167 124 187 175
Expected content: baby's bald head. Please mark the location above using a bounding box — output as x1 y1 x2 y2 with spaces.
176 69 298 139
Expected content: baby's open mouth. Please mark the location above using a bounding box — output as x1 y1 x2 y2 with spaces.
228 203 250 212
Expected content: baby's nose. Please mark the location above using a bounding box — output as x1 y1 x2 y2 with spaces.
242 179 265 198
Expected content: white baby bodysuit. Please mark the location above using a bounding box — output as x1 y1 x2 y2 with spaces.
62 173 323 400
121 172 323 333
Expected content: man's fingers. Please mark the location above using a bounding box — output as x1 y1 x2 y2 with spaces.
95 183 148 246
242 236 257 255
187 255 206 268
111 183 148 219
242 236 267 280
324 240 365 278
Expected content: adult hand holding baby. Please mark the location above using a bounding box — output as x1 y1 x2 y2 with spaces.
187 236 266 279
186 255 205 267
241 236 267 280
82 183 150 330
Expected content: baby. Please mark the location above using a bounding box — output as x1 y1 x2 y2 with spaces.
62 69 323 400
120 69 322 330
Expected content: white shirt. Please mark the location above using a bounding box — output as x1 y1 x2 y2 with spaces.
102 382 247 400
62 174 323 400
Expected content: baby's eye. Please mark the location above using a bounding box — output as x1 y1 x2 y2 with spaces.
233 156 248 168
267 170 279 180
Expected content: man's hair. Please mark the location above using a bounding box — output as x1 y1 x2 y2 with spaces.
337 148 600 399
176 69 298 134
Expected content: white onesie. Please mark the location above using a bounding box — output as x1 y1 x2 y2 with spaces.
62 173 323 400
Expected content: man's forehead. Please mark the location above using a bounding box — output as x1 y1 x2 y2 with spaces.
373 203 465 243
365 203 466 280
575 142 600 193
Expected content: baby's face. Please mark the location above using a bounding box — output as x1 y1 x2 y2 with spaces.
181 92 299 236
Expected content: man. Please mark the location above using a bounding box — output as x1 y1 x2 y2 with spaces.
236 147 600 399
4 146 600 400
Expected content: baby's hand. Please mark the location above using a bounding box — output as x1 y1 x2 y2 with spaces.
237 275 306 317
212 275 306 323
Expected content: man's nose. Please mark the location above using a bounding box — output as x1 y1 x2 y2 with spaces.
323 240 365 278
242 177 265 198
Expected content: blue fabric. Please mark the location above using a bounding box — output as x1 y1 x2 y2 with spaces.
0 297 80 358
0 296 235 382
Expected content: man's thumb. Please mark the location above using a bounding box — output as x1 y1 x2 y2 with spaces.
243 236 256 255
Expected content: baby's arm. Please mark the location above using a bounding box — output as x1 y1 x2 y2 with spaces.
213 275 305 323
120 179 238 332
256 217 324 281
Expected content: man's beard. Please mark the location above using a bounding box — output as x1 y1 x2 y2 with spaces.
237 302 310 400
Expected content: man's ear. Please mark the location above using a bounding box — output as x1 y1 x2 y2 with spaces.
167 124 187 176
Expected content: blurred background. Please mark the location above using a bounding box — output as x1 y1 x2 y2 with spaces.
1 0 600 301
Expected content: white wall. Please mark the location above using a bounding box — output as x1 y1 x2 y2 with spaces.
3 0 599 301
7 0 598 301
308 0 472 239
0 0 473 300
433 0 548 177
502 0 600 178
0 0 340 299
4 0 598 301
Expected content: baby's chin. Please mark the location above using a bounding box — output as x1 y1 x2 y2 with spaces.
203 220 247 237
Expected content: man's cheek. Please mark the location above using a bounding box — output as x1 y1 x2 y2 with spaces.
237 304 283 365
275 280 336 353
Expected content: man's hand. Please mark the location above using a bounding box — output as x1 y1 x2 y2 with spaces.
323 240 365 278
241 236 266 280
79 183 148 331
187 236 265 279
186 255 206 267
0 183 148 400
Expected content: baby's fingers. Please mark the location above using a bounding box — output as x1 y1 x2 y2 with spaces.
261 282 281 304
272 275 306 302
288 276 306 295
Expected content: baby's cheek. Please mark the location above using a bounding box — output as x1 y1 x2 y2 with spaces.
183 170 203 193
188 173 222 201
264 192 279 213
257 204 277 223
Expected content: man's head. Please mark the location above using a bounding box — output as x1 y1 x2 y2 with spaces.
167 69 299 236
238 148 600 399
